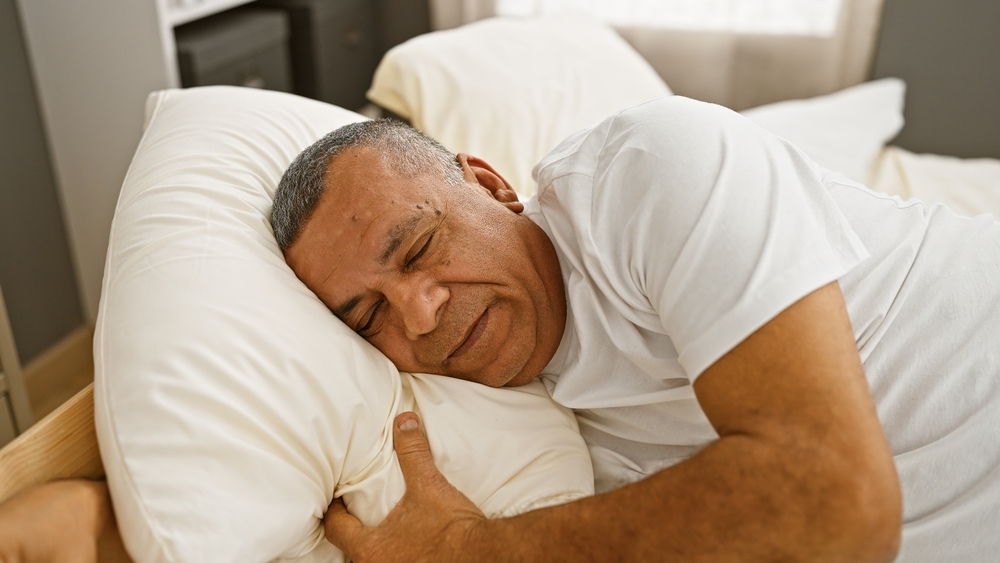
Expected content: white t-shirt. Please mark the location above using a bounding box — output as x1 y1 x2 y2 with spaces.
524 96 1000 562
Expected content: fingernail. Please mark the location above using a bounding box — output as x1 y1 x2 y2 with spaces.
398 418 418 431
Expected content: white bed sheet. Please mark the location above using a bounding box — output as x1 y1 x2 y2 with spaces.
869 146 1000 219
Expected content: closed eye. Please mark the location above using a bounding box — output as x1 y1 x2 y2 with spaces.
358 298 385 336
405 233 433 268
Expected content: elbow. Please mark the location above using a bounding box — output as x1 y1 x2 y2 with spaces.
824 456 903 563
778 435 903 562
852 470 903 562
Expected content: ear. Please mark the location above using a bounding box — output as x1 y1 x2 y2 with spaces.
456 153 524 214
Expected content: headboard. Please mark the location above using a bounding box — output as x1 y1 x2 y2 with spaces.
872 0 1000 159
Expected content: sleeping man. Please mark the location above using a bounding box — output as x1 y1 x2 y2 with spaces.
273 97 1000 562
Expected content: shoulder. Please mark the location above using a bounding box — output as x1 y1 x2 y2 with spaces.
533 96 774 237
534 96 774 199
528 98 756 308
598 95 750 151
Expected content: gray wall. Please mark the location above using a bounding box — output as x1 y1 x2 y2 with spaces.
0 0 84 363
376 0 431 55
873 0 1000 158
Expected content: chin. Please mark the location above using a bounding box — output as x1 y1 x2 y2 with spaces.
465 353 533 388
498 351 543 387
503 370 540 387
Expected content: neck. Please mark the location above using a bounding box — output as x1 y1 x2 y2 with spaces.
506 217 567 386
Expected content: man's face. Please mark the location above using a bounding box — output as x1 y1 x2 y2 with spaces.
284 147 565 387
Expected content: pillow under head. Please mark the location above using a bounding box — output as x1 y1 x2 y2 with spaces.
94 86 593 563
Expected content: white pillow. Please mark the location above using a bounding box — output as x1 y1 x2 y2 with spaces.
367 16 672 198
869 145 1000 219
94 86 593 563
740 78 906 184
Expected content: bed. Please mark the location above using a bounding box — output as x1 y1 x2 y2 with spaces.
2 8 998 563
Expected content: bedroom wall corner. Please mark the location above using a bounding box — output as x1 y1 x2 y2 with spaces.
15 0 174 323
0 0 85 365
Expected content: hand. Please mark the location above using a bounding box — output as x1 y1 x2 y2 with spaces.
0 480 114 563
323 412 488 563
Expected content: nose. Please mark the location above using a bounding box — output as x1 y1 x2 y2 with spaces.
384 273 449 340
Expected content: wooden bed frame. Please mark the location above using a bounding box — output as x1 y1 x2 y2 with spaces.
0 383 103 505
0 383 132 562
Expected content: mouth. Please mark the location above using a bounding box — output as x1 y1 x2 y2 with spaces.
448 305 490 360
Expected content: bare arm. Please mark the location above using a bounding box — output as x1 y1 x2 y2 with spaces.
326 282 902 562
0 479 131 563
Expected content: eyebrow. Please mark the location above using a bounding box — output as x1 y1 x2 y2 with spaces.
334 213 424 321
379 214 423 266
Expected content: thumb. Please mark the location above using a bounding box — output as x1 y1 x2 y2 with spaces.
323 497 365 551
392 412 441 493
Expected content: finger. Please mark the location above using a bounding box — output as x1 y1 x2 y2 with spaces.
392 412 441 493
323 497 365 552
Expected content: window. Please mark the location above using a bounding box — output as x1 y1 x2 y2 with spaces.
495 0 843 37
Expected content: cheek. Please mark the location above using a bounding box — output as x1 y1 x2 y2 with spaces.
475 303 538 386
442 220 505 269
450 241 511 282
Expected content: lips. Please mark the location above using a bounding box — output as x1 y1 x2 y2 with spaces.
448 306 490 360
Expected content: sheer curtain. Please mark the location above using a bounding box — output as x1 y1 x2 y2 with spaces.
495 0 843 36
429 0 497 29
423 0 884 111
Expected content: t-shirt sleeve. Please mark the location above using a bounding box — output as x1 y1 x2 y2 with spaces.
535 97 869 381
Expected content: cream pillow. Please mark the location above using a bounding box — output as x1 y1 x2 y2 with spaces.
94 86 593 563
367 16 672 198
740 78 906 184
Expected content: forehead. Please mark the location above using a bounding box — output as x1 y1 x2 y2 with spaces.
283 146 447 291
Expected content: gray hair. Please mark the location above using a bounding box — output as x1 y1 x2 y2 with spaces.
271 119 464 251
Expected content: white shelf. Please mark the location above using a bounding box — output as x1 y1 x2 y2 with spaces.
15 0 282 322
167 0 257 26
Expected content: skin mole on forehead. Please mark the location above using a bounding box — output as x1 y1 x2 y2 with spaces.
416 204 423 209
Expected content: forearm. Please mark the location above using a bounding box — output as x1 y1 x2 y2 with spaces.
326 285 902 563
0 479 130 563
463 432 900 563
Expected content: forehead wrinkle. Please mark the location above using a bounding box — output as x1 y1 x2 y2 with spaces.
317 249 345 288
313 205 357 288
326 205 395 320
324 230 367 321
312 201 373 301
357 207 387 246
